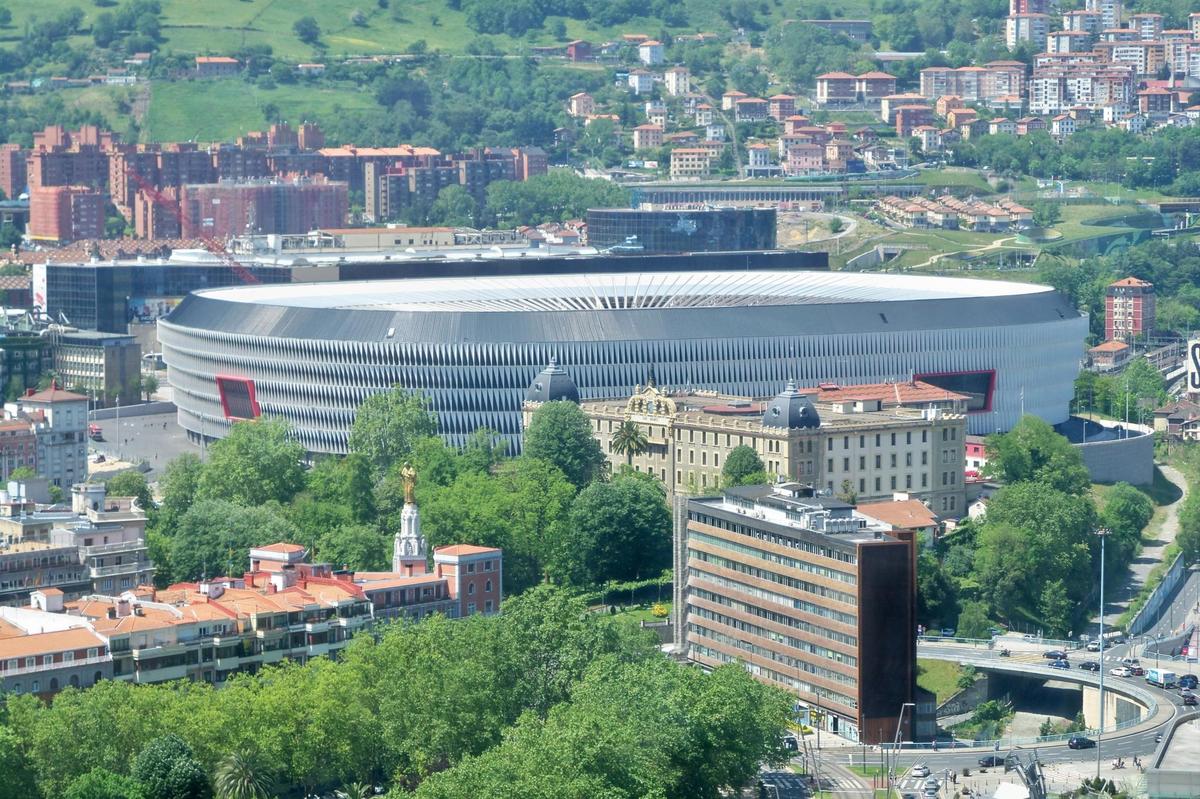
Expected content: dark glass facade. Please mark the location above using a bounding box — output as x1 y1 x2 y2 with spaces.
586 208 777 253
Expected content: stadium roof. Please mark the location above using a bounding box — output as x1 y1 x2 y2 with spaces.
165 271 1079 343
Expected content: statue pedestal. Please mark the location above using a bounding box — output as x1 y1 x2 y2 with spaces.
393 501 427 575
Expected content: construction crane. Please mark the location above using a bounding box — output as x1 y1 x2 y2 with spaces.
123 166 260 284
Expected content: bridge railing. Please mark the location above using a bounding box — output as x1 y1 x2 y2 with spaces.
882 713 1152 753
918 634 1085 650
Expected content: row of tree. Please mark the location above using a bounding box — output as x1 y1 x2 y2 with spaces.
0 587 792 799
136 389 672 597
919 416 1153 638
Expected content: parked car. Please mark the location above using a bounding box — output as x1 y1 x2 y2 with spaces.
978 755 1006 768
1049 659 1070 670
910 764 930 778
1067 735 1095 750
940 628 956 638
1178 674 1198 690
1043 650 1067 660
1111 666 1133 677
1086 641 1101 652
1078 661 1101 672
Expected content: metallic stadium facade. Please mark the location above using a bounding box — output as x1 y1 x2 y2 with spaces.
158 271 1087 454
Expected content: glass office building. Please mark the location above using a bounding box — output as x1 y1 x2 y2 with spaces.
586 208 777 253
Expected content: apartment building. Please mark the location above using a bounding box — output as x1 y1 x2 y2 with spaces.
671 482 917 744
919 63 1026 103
1029 64 1135 114
568 378 968 513
1048 30 1095 53
11 384 87 489
178 177 348 238
633 124 664 150
1085 0 1123 29
669 148 713 179
0 526 501 697
1105 276 1155 341
0 144 27 200
735 98 770 122
769 94 797 121
1063 9 1103 33
664 67 691 96
1006 12 1051 50
1096 40 1167 76
28 186 104 243
815 72 857 105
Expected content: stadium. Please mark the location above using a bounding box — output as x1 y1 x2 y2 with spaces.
157 271 1087 454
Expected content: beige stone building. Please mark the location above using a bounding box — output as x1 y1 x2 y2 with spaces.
563 379 968 515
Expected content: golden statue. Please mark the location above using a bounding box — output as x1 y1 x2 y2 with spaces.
401 462 417 505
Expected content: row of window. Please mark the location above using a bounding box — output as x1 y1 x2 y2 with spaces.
688 623 858 687
689 568 857 627
691 549 857 607
693 511 858 565
5 671 102 695
3 648 101 671
690 605 857 667
689 642 858 710
690 530 857 587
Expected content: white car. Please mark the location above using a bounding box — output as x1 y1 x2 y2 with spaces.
911 764 930 778
1111 666 1133 677
1087 641 1100 652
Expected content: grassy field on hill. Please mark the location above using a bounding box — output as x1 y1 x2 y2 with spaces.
0 0 876 60
143 79 377 141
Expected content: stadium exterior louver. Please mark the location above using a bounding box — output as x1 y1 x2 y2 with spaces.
157 271 1087 454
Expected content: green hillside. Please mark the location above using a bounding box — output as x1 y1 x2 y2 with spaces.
0 0 862 61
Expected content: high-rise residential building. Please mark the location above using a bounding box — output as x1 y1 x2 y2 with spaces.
1006 12 1051 50
1085 0 1122 29
0 144 28 200
1106 276 1155 342
664 66 691 96
1029 64 1135 114
178 177 348 238
672 482 918 744
27 186 104 243
919 63 1026 102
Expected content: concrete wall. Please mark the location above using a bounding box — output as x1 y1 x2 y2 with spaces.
1081 684 1144 729
1074 422 1154 486
1129 553 1187 636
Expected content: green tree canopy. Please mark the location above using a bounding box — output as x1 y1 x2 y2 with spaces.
484 171 629 226
563 473 671 585
722 445 766 486
64 768 142 799
522 401 605 490
213 752 274 799
610 420 649 466
984 415 1091 495
169 499 297 583
427 185 478 227
956 600 991 639
132 735 210 799
348 387 438 477
197 418 306 507
106 470 153 511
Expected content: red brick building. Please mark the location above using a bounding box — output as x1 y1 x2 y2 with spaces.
433 545 503 616
1106 276 1155 342
179 177 348 239
28 186 105 243
0 144 28 200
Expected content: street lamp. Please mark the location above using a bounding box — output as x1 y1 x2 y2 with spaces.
889 702 916 792
1096 527 1110 780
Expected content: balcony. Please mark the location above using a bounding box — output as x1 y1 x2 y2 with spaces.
304 620 330 634
79 540 148 557
305 643 331 658
89 562 151 579
135 663 188 683
0 653 109 678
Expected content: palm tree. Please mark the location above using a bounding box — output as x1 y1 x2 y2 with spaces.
214 752 275 799
610 420 649 466
339 783 373 799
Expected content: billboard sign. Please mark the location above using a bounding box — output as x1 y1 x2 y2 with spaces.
1188 340 1200 395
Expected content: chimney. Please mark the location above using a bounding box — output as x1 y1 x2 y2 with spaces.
132 605 144 616
115 598 131 617
24 388 33 397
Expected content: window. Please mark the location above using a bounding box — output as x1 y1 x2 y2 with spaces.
943 428 949 441
874 477 881 492
906 453 912 467
827 458 834 472
890 433 896 445
859 456 865 469
485 560 493 571
922 430 928 443
906 475 912 489
24 657 34 669
906 432 911 445
467 603 476 614
922 474 928 488
859 435 865 447
890 454 897 467
485 580 492 592
714 454 719 468
890 476 897 490
31 680 39 693
843 436 849 449
468 583 476 595
874 454 881 468
859 478 865 492
842 457 850 471
921 452 928 466
827 439 833 451
702 452 707 466
485 600 494 612
467 563 476 573
63 651 74 663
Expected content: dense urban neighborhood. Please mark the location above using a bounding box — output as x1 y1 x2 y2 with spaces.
2 0 1200 798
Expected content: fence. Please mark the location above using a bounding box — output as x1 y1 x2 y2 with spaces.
88 400 175 421
1128 553 1188 636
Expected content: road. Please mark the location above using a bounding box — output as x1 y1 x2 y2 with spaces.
87 410 195 481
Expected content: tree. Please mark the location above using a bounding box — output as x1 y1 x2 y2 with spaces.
132 735 210 799
484 172 630 226
65 768 143 799
1038 578 1072 638
214 752 274 799
427 184 477 227
169 499 297 583
1178 491 1200 564
293 16 321 44
722 445 766 486
197 418 306 507
0 723 36 799
984 415 1091 495
9 466 35 480
522 401 605 489
956 600 991 639
158 453 204 529
917 550 958 625
829 217 844 235
316 523 391 571
106 470 153 511
609 420 649 466
0 8 11 26
348 387 437 477
562 473 671 585
141 373 159 401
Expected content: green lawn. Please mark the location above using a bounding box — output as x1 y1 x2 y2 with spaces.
915 169 994 193
143 79 377 141
917 658 962 705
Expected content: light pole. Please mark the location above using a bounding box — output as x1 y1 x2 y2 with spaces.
1096 527 1110 780
889 702 916 792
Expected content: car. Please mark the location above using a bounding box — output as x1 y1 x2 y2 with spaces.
1067 735 1096 750
1111 666 1133 677
1184 694 1198 707
924 776 940 789
1122 657 1140 666
1044 650 1067 659
1179 674 1198 690
782 734 798 752
1079 661 1101 672
1087 641 1101 652
978 755 1006 767
910 764 930 778
1049 659 1070 670
1130 665 1145 676
940 628 956 638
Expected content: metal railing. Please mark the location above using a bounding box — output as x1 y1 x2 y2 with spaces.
0 653 110 678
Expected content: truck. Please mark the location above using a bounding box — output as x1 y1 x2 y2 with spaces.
1146 668 1177 688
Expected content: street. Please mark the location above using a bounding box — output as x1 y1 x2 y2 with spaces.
87 409 197 480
